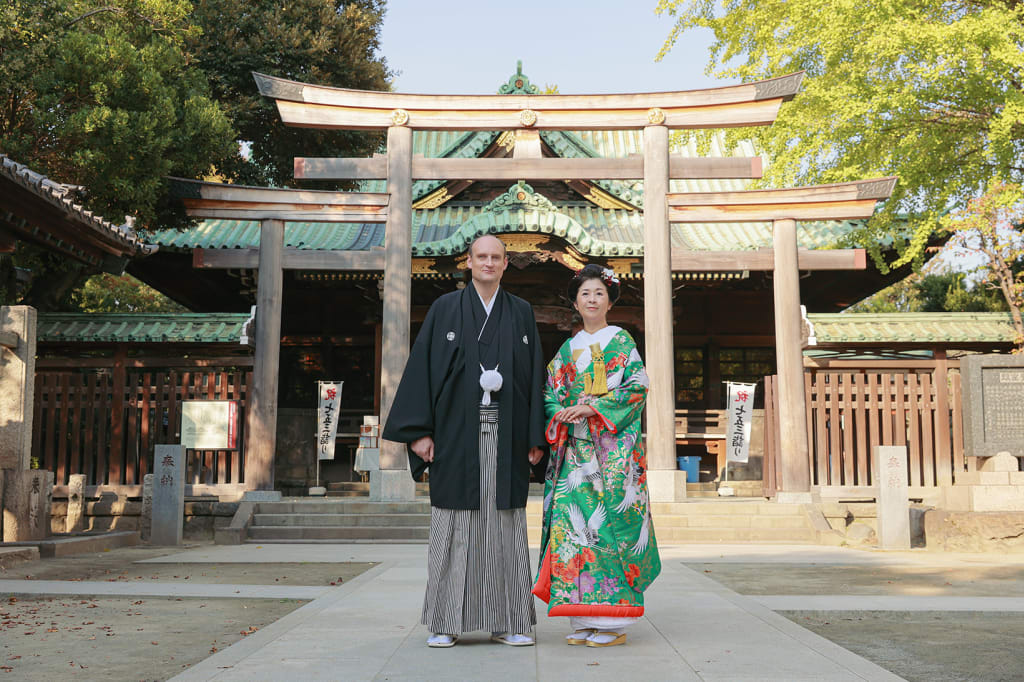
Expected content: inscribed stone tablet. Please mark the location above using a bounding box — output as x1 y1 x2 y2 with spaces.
962 355 1024 459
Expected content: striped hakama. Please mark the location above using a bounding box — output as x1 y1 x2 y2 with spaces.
422 404 536 635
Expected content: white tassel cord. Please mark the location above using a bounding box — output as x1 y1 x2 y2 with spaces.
479 363 503 406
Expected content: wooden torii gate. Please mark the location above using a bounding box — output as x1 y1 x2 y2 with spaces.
173 179 389 493
243 71 893 502
669 178 896 499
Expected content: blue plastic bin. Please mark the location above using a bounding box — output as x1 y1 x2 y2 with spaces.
676 455 700 483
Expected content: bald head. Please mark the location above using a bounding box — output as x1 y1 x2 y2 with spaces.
469 234 507 258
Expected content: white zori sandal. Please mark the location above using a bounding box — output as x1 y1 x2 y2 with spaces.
427 633 458 648
490 632 535 646
566 628 596 645
586 630 626 647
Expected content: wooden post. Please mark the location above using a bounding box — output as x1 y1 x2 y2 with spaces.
109 345 127 485
378 125 413 473
244 218 284 491
772 218 811 497
642 124 683 501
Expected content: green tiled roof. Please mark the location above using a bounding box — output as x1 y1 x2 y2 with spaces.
806 313 1018 345
36 312 1017 345
38 313 251 344
151 186 858 256
153 220 381 251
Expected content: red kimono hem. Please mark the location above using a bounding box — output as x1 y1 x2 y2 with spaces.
549 604 644 617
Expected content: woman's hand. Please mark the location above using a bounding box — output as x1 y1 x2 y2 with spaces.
554 404 598 424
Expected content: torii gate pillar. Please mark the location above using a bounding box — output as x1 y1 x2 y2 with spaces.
642 125 686 502
372 125 416 501
244 219 284 496
772 218 812 501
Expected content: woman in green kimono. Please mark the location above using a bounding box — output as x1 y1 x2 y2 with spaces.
532 264 660 648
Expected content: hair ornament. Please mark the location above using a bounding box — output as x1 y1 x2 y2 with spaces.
601 267 620 286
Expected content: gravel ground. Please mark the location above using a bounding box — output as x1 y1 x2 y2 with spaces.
781 611 1024 682
0 544 373 681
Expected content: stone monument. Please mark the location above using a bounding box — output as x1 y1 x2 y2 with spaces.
151 445 186 545
66 474 86 533
946 354 1024 512
0 305 54 542
962 354 1024 461
876 445 911 550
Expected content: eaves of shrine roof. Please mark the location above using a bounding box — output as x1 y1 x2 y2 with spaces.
37 312 250 344
0 153 157 263
150 182 868 257
806 312 1019 346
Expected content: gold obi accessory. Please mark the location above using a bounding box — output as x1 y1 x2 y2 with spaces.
583 342 609 396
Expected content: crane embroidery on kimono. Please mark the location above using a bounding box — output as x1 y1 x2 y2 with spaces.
616 459 642 513
567 503 606 547
558 456 603 494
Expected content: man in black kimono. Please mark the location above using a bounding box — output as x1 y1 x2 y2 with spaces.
382 234 546 648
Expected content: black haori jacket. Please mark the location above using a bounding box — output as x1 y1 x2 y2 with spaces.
382 286 547 510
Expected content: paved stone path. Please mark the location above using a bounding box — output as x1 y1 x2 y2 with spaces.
8 543 1021 680
752 595 1024 612
153 545 904 682
0 579 327 600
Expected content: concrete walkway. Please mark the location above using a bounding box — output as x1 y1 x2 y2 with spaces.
111 544 905 682
7 542 1023 679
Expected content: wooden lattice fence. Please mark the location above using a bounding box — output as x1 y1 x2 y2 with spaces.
33 355 253 494
764 359 964 497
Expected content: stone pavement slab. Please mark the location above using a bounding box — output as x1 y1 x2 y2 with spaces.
0 579 327 600
166 544 903 681
752 595 1024 612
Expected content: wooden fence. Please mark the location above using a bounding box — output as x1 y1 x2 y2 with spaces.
764 358 964 496
33 354 253 494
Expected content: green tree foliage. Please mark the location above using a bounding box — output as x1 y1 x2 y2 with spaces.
850 270 1011 313
73 273 187 312
941 181 1024 348
1 0 392 311
656 0 1024 270
1 0 235 309
188 0 392 188
1 0 235 227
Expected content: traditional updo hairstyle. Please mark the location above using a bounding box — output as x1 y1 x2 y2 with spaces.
567 264 621 305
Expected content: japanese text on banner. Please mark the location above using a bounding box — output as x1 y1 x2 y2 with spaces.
725 382 757 464
317 381 344 461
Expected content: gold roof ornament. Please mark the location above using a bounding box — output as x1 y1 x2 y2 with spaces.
519 109 538 127
496 131 516 152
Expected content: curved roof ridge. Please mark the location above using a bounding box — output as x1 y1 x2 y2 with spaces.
413 183 638 257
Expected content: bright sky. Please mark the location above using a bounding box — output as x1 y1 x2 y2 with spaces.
379 0 732 94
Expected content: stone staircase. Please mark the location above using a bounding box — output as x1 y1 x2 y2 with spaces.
526 497 818 545
326 481 430 497
246 499 432 543
241 494 818 545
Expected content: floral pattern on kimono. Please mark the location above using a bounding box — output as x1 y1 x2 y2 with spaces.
532 327 661 618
